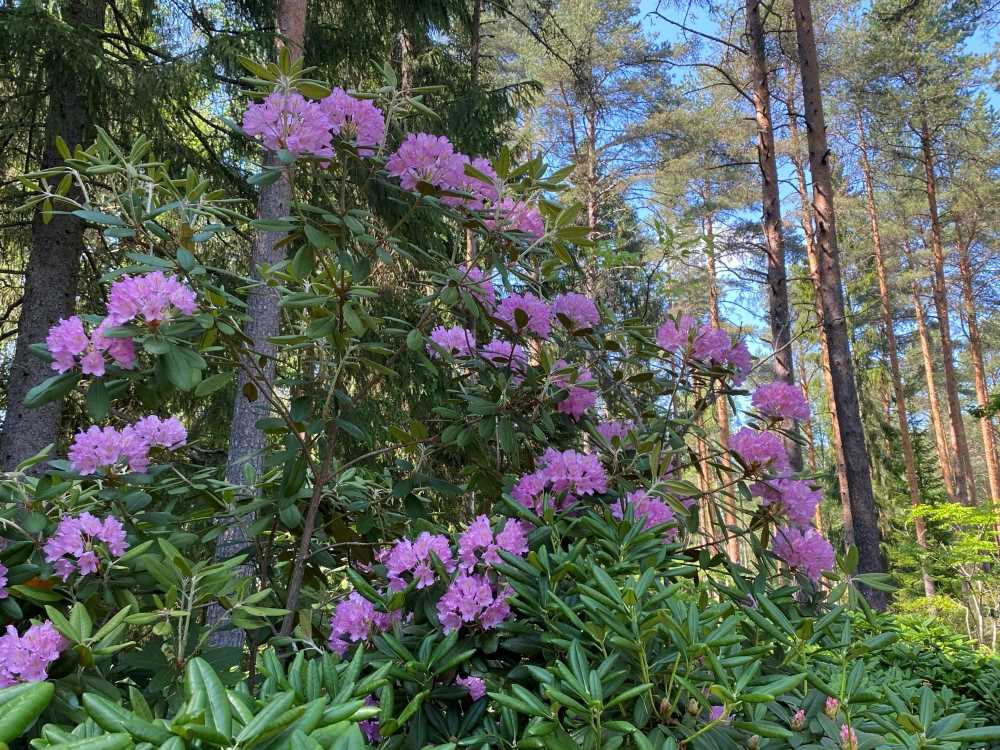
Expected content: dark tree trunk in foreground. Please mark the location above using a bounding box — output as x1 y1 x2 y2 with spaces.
920 118 975 506
785 81 851 535
746 0 802 471
792 0 888 607
210 0 307 647
857 114 934 597
0 0 106 471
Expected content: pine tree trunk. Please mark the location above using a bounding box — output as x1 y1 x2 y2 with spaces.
470 0 482 84
746 0 801 471
792 0 888 607
0 0 106 471
856 114 934 597
785 77 852 542
904 239 958 504
705 213 739 563
209 0 307 648
955 219 1000 534
920 117 974 506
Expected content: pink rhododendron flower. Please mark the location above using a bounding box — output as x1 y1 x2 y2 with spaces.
68 416 186 475
611 490 677 541
456 674 486 700
708 706 731 723
436 573 512 633
840 725 858 750
725 340 752 385
382 532 455 592
693 325 733 364
506 200 545 237
729 428 790 475
46 316 136 375
360 696 380 743
43 512 130 580
512 449 608 514
656 314 695 353
386 133 465 192
458 516 529 572
447 156 500 209
597 419 633 443
750 478 821 527
427 326 476 358
496 293 551 338
825 697 840 717
771 526 835 583
0 621 66 687
480 339 528 372
319 88 386 155
327 592 399 655
552 360 596 420
552 292 600 329
106 272 197 327
243 91 333 156
752 381 810 421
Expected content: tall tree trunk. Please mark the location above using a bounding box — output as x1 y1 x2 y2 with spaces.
955 219 1000 534
0 0 106 471
584 104 598 235
856 113 934 596
904 239 958 504
705 212 740 563
785 77 852 540
746 0 801 471
210 0 307 647
920 117 974 506
792 0 888 607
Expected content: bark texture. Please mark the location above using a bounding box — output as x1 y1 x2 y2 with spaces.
920 118 974 505
210 0 307 647
857 114 934 597
792 0 888 606
0 0 106 471
746 0 801 471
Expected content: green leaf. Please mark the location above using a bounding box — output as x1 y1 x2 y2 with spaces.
195 371 233 397
72 210 125 226
86 379 109 420
25 372 80 408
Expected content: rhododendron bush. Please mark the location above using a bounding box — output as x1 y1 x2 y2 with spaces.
0 56 997 749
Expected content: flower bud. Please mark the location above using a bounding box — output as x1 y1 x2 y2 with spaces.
747 735 760 750
659 697 672 720
839 724 858 750
687 698 700 715
790 708 807 731
825 696 840 718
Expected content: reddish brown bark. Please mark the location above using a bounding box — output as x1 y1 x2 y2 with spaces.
746 0 801 471
955 218 1000 532
785 79 852 540
792 0 888 606
920 118 975 506
904 240 958 504
857 114 934 596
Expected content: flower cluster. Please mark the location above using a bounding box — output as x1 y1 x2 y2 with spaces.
47 316 136 376
512 449 608 514
552 360 597 421
552 292 600 330
596 419 633 443
327 592 399 655
68 416 187 475
479 339 528 372
458 266 496 309
386 133 466 192
427 326 477 358
655 315 751 384
436 573 512 634
318 88 386 155
0 621 66 686
243 91 335 156
456 674 486 700
106 272 197 327
729 428 790 476
496 292 552 338
751 381 810 421
457 516 529 572
382 532 455 591
43 513 129 580
770 526 835 583
750 478 821 527
611 490 678 541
